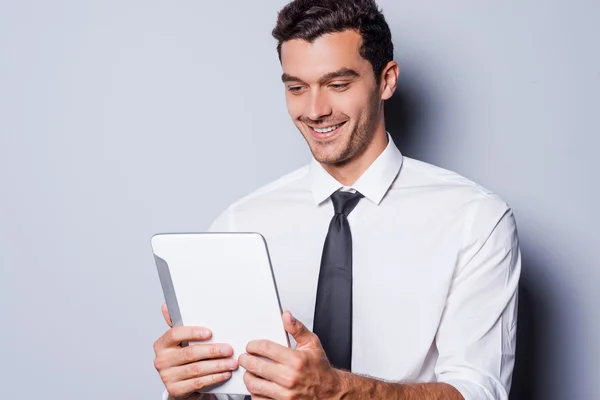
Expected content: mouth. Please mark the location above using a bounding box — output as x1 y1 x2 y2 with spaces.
307 121 347 141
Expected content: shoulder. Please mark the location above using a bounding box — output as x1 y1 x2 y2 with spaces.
400 157 492 194
399 156 515 232
401 156 508 203
208 164 310 231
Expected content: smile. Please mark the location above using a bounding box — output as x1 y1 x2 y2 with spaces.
311 122 345 133
307 121 347 141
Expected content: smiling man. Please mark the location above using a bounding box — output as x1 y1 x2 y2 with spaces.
152 1 521 399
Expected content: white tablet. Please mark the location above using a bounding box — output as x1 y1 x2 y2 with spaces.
151 232 290 396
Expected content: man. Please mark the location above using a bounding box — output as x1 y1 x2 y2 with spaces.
153 0 521 399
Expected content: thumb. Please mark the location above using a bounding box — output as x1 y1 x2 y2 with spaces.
161 302 172 327
282 310 318 349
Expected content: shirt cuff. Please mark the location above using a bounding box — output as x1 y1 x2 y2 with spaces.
440 379 505 400
162 390 245 400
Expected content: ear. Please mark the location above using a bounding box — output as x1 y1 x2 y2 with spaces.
380 61 400 101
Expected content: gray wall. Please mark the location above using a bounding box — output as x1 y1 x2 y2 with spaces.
1 1 598 399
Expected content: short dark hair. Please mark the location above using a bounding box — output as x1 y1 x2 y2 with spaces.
271 0 394 84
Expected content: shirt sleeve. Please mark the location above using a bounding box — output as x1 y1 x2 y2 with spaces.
207 206 236 232
434 194 521 400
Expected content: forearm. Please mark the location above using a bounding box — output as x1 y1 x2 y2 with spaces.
334 370 464 400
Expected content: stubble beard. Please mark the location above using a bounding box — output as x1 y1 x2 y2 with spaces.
301 89 381 167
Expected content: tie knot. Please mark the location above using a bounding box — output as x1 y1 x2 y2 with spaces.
331 190 363 216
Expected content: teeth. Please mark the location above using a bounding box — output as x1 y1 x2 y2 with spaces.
313 123 342 133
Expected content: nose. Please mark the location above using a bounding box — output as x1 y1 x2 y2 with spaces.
305 89 332 121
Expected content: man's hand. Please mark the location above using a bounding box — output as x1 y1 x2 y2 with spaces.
237 310 465 400
238 311 342 399
153 302 239 400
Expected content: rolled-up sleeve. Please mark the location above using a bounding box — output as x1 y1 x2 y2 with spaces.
435 195 521 400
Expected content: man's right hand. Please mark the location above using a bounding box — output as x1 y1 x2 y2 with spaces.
153 302 239 399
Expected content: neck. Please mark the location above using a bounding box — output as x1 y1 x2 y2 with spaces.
321 123 388 186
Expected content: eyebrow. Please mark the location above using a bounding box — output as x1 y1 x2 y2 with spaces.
281 67 361 85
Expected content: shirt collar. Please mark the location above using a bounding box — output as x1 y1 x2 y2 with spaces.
308 132 403 206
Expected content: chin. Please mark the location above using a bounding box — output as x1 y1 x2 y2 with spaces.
299 123 354 164
310 145 351 165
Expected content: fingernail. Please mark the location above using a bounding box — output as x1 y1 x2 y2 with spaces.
195 328 208 337
227 359 238 369
291 313 296 325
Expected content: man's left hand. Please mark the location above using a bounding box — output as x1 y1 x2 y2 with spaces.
238 311 342 399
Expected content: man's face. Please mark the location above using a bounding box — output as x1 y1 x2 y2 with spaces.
280 30 382 165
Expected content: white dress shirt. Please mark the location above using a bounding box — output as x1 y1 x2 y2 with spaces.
161 133 520 400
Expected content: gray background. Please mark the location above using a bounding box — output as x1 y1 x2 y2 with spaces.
1 1 598 399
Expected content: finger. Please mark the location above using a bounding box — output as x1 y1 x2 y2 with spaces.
160 326 213 349
165 371 232 399
161 357 239 383
243 371 286 399
282 311 318 349
161 302 172 327
238 353 283 383
159 343 235 369
246 339 294 364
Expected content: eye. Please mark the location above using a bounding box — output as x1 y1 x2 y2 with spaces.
330 83 350 90
287 85 305 93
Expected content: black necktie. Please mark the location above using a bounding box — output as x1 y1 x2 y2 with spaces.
313 189 363 371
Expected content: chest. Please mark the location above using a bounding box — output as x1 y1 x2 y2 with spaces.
236 202 462 379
